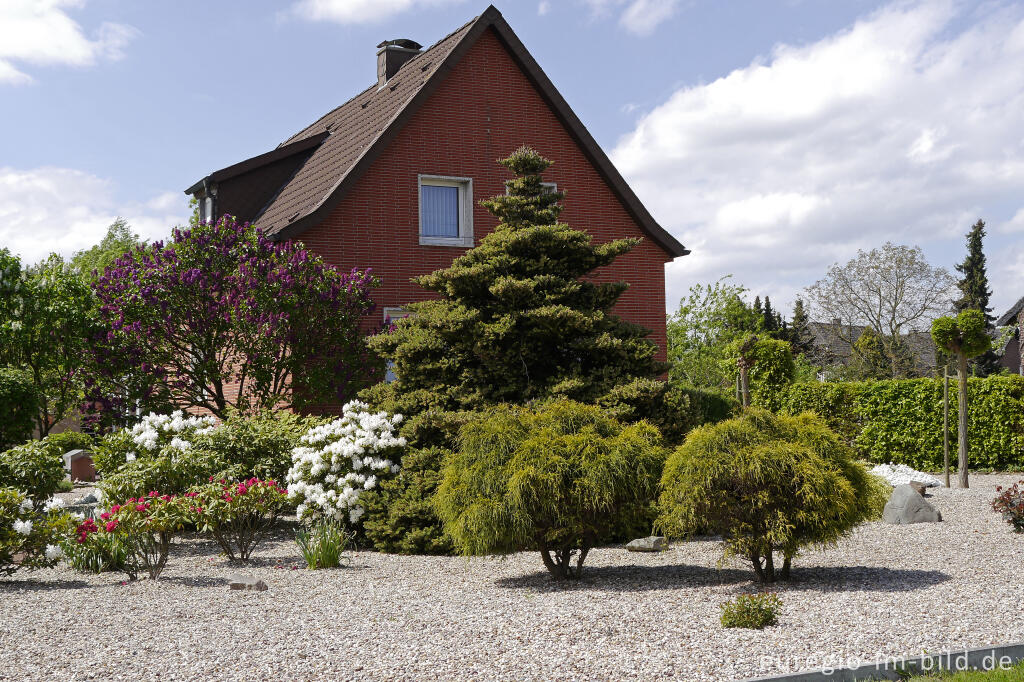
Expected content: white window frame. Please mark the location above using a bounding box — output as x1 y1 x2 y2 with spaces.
418 174 473 247
382 307 413 383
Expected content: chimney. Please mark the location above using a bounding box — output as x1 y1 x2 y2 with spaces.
377 39 423 87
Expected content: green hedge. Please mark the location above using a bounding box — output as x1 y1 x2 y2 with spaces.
780 375 1024 471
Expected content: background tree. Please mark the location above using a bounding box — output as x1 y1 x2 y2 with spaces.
953 219 1000 376
435 400 664 580
71 218 145 281
931 309 992 488
0 254 95 436
761 296 780 336
806 242 955 378
787 298 814 355
849 328 896 380
657 409 888 583
88 217 378 425
666 277 760 390
724 334 795 410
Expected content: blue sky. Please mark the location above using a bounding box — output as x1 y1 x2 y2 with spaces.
2 0 1023 320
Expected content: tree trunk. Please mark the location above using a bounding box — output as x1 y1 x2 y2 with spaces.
739 366 751 408
957 353 969 489
780 554 792 581
943 371 950 488
1018 310 1024 376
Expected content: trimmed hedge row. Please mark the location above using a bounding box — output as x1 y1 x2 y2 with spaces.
779 375 1024 471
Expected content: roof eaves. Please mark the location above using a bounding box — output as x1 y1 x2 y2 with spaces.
997 296 1024 326
183 131 330 196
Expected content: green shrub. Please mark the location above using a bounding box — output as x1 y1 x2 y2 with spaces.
45 431 94 454
657 409 888 582
720 593 782 629
1 487 76 576
993 480 1024 533
192 411 321 484
0 368 38 451
362 446 454 554
0 439 66 504
779 376 1024 470
435 399 666 580
673 384 738 428
190 478 289 562
598 377 697 446
62 530 131 574
296 519 348 569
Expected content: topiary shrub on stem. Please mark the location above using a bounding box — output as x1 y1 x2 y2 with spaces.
434 399 665 580
657 408 888 583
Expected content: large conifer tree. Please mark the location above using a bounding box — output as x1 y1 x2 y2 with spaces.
365 146 665 417
954 219 999 375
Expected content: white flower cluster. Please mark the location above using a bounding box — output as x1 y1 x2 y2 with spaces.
42 497 65 513
127 410 217 458
286 401 405 525
870 462 941 488
12 519 32 536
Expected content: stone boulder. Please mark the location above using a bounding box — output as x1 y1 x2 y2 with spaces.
626 536 668 552
909 481 929 497
883 485 942 525
228 573 268 592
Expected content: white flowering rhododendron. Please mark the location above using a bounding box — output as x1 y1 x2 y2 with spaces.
127 410 217 459
286 401 405 525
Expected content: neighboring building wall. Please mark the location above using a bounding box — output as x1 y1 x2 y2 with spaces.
298 27 673 366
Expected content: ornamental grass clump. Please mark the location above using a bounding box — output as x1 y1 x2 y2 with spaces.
296 519 348 569
1 487 75 577
434 399 666 580
993 481 1024 533
720 593 782 629
657 408 888 583
78 492 190 580
286 401 405 527
191 478 289 562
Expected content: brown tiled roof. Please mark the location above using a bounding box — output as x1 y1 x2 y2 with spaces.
997 296 1024 326
184 5 688 258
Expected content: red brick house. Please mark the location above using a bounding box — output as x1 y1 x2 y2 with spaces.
185 5 687 366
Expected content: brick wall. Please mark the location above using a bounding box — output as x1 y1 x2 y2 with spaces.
299 27 674 364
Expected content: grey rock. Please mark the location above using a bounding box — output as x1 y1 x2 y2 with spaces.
228 573 268 592
625 536 668 552
883 484 942 524
74 492 98 505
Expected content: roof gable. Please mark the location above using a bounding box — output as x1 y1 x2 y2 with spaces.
186 5 688 259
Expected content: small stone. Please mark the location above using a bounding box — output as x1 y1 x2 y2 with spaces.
228 573 268 592
882 484 942 524
909 481 928 497
625 536 668 552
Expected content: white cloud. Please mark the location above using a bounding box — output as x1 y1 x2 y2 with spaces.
0 167 190 265
538 1 552 16
580 0 679 35
290 0 466 24
611 0 1024 315
0 0 138 85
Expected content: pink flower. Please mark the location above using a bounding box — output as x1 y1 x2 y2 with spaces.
99 512 111 521
148 491 158 498
105 520 119 532
136 504 147 512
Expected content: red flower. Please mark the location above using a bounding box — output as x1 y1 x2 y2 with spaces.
136 504 147 512
105 520 119 532
99 512 111 521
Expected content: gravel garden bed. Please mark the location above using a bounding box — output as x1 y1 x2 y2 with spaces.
2 474 1022 682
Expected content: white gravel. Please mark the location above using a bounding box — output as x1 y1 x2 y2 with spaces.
871 463 943 488
2 474 1023 682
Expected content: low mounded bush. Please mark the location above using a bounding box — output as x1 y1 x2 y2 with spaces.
657 408 888 583
720 593 782 629
993 480 1024 533
45 431 94 454
191 478 289 562
0 439 67 505
1 487 76 577
435 399 666 580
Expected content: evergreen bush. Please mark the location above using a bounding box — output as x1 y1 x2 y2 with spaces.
657 409 888 582
0 368 38 452
435 399 665 580
0 439 67 504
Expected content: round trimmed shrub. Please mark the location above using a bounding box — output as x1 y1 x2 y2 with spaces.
657 408 888 583
0 439 66 504
434 399 666 580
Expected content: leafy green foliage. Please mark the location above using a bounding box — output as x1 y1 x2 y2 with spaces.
70 218 145 281
1 487 76 576
190 479 289 562
362 446 454 554
667 277 760 389
296 519 348 569
726 335 795 411
45 431 94 454
193 411 322 484
62 530 131 574
0 367 39 451
0 439 66 504
657 409 888 582
781 376 1024 470
932 309 992 360
435 399 666 580
720 593 782 629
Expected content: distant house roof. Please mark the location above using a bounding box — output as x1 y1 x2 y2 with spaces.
996 296 1024 326
807 321 937 374
184 5 688 259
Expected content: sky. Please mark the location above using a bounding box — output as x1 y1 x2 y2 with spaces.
1 0 1022 319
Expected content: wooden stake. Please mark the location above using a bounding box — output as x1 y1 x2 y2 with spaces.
943 369 950 488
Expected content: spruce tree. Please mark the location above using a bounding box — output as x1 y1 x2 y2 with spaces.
762 296 778 334
753 296 763 322
366 146 664 416
788 299 814 356
954 219 999 376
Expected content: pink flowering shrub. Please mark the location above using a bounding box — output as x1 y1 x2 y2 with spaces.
77 492 190 580
190 478 289 562
993 481 1024 533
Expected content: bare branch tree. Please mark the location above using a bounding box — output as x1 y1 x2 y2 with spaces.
806 242 955 378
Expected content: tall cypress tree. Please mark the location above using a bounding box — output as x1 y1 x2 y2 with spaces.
954 219 999 375
789 299 813 355
762 296 778 334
